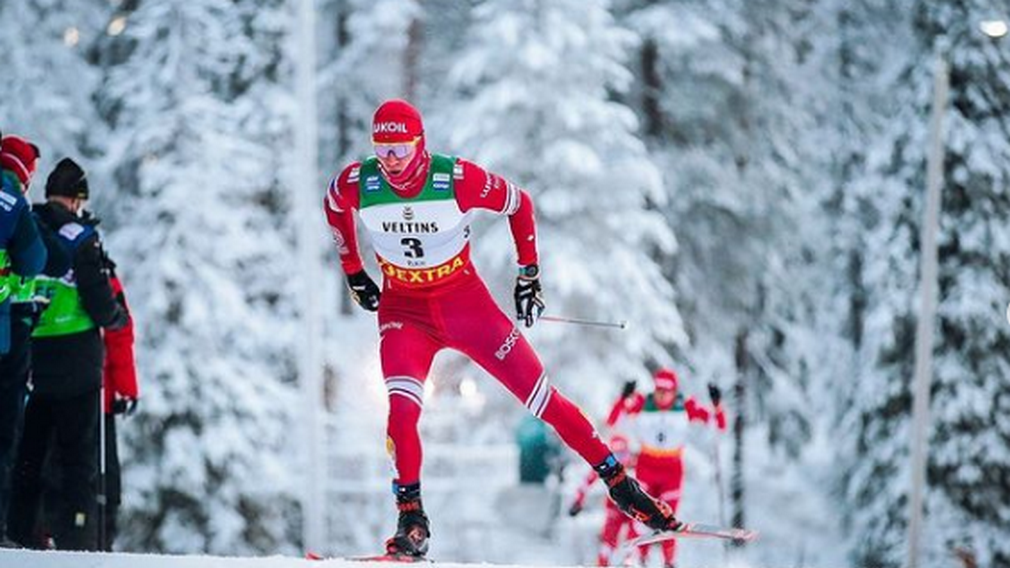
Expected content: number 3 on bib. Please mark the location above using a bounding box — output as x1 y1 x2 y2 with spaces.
401 237 425 258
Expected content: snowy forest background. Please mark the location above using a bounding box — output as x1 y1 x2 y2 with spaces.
1 0 1008 567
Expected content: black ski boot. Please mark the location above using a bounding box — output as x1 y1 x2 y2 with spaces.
595 455 681 532
385 483 430 558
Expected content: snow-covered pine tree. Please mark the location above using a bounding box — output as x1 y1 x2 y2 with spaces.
619 0 820 456
317 0 423 319
445 0 686 410
821 0 916 360
0 0 110 178
93 0 299 554
318 0 422 168
812 0 920 562
845 1 1010 566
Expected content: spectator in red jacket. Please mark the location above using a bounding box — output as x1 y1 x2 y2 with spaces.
98 264 138 551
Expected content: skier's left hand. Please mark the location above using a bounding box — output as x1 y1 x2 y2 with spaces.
514 264 545 328
113 397 139 416
708 383 722 407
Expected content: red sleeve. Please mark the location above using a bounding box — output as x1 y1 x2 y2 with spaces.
103 275 138 413
323 163 364 275
454 159 538 266
685 397 728 431
605 392 645 428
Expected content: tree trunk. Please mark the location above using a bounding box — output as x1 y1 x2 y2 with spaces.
640 37 662 139
403 15 424 100
731 328 747 543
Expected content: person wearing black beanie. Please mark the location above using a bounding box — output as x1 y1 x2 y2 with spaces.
45 158 89 201
6 157 126 552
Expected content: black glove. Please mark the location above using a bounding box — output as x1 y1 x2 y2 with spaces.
347 270 381 312
621 380 637 399
568 501 583 517
708 383 722 407
113 398 139 416
514 264 545 328
105 309 130 332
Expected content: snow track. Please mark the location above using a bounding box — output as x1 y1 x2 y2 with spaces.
3 550 551 568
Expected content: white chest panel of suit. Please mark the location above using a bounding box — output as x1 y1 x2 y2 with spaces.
633 408 693 453
358 199 472 269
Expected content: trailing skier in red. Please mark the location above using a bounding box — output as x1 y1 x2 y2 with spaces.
607 368 727 568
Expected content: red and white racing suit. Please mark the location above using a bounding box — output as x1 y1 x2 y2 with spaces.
608 392 727 566
323 153 610 487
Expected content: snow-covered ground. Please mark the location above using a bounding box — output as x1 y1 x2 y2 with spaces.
1 549 756 568
3 550 313 568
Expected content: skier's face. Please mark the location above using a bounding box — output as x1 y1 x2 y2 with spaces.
375 138 419 175
654 387 676 408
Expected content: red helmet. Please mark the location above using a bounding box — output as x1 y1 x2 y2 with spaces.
653 368 678 391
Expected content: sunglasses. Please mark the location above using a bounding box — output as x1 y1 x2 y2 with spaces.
374 137 420 159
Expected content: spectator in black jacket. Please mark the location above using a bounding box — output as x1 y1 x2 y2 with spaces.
6 158 127 551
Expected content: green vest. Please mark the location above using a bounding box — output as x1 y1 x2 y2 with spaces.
32 274 96 337
357 154 457 209
0 250 10 303
8 275 38 303
643 392 686 413
32 221 98 337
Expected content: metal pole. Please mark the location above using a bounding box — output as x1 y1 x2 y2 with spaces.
295 0 325 554
98 385 107 551
711 432 728 562
538 315 629 330
906 52 948 568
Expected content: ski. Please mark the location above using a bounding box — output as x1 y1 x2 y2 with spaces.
306 552 431 563
625 522 759 547
347 554 431 563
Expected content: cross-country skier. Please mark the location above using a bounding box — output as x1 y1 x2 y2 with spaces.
323 99 680 558
608 368 727 568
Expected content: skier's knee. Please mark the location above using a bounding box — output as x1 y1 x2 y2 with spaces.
385 376 425 410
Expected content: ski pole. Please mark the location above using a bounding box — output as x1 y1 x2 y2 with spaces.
712 434 729 561
97 385 107 551
708 382 729 561
539 315 629 330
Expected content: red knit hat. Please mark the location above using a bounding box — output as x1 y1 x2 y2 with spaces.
653 368 678 391
372 99 424 143
0 134 40 187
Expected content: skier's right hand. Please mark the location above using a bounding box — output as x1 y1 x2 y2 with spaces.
347 270 381 312
568 501 583 517
621 380 637 399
